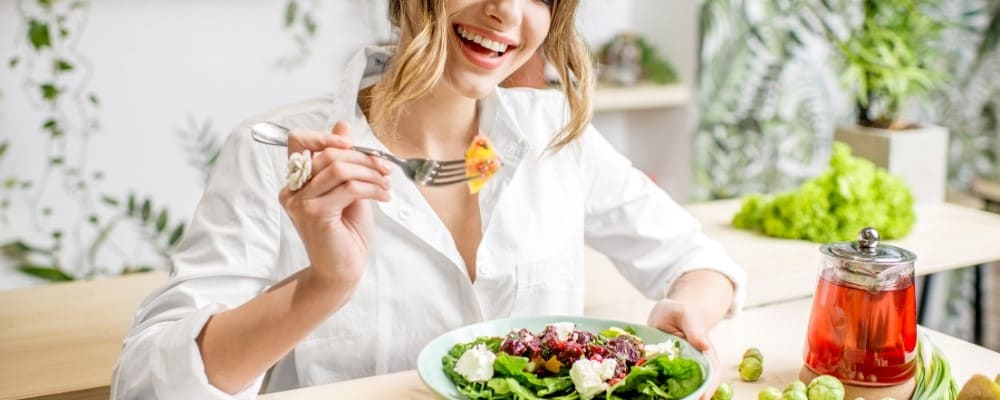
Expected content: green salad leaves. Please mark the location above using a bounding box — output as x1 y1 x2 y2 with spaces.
732 142 915 243
441 333 704 400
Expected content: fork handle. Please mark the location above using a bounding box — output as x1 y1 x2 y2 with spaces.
251 122 291 146
251 122 407 166
352 146 407 166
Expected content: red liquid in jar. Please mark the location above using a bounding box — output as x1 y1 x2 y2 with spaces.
803 270 917 386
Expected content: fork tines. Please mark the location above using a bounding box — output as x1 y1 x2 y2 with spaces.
427 174 481 186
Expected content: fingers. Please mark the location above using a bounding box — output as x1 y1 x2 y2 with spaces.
311 148 391 177
325 180 391 209
680 311 712 352
280 178 391 220
331 121 350 138
297 159 390 198
287 126 352 156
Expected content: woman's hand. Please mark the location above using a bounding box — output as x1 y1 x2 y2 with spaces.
647 298 722 400
279 121 392 301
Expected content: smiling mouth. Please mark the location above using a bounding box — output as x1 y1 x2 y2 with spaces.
454 25 516 58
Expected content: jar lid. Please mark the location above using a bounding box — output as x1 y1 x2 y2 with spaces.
821 227 916 264
820 227 916 289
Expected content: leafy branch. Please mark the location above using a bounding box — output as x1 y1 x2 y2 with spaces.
275 0 322 70
1 0 192 283
176 117 222 184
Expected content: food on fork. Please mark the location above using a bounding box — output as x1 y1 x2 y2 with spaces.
464 135 502 194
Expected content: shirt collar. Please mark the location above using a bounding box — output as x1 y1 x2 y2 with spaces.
328 46 532 275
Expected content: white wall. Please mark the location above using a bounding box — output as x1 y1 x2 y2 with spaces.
0 0 691 289
0 0 389 288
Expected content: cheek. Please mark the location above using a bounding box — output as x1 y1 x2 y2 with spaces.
526 13 552 52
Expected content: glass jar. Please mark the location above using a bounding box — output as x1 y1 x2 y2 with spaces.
803 227 918 386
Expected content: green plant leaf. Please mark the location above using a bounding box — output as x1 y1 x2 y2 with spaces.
40 83 60 101
140 199 151 222
49 157 64 166
0 141 8 159
88 215 121 266
28 19 51 50
54 59 73 72
304 14 317 36
127 193 136 215
88 93 100 106
100 195 119 206
155 209 168 233
8 57 19 69
38 0 53 8
1 240 53 258
41 119 59 137
284 0 299 27
18 265 74 282
168 223 185 247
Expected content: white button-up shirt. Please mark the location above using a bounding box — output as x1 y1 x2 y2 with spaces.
111 47 746 399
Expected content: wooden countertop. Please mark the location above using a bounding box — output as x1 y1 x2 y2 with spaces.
5 200 1000 399
585 199 1000 310
0 271 167 400
258 298 1000 400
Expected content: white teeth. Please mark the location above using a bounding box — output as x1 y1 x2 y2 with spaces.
457 26 509 53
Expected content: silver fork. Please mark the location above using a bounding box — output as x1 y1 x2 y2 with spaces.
250 121 474 186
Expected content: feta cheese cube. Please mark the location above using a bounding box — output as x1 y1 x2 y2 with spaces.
454 344 496 382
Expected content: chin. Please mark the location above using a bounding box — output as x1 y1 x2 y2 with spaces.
446 72 505 100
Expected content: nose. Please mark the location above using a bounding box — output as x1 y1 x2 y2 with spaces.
485 0 522 28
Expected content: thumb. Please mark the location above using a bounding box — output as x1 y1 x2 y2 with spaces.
681 312 712 352
331 121 351 138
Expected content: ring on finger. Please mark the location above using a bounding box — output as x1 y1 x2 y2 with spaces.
286 150 312 191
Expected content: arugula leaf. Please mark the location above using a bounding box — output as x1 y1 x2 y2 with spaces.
494 353 574 396
607 355 703 399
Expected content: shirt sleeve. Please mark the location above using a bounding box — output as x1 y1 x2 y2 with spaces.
111 120 285 399
578 126 747 316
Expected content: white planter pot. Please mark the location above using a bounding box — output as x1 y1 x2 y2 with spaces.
834 124 949 204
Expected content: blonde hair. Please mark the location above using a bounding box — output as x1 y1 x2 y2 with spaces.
372 0 593 152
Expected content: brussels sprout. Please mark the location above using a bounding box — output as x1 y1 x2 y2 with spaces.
712 381 733 400
807 375 846 400
739 357 763 382
782 390 807 400
743 347 764 362
784 381 806 393
758 387 783 400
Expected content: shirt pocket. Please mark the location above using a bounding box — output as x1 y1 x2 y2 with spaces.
509 248 584 317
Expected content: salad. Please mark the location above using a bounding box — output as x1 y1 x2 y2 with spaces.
441 322 705 400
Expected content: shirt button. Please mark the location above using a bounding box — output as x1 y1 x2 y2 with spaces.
398 208 411 221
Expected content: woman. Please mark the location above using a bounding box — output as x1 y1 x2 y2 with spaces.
112 1 745 399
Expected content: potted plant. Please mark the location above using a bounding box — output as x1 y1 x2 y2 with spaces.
833 0 948 204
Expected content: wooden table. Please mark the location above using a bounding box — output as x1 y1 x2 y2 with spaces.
258 297 1000 399
5 200 1000 399
585 199 1000 310
0 271 167 400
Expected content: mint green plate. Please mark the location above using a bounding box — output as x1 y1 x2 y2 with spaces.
416 316 713 400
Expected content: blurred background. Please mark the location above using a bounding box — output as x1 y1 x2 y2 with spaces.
0 0 997 353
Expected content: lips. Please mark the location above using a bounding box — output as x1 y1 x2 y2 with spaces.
452 24 518 70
